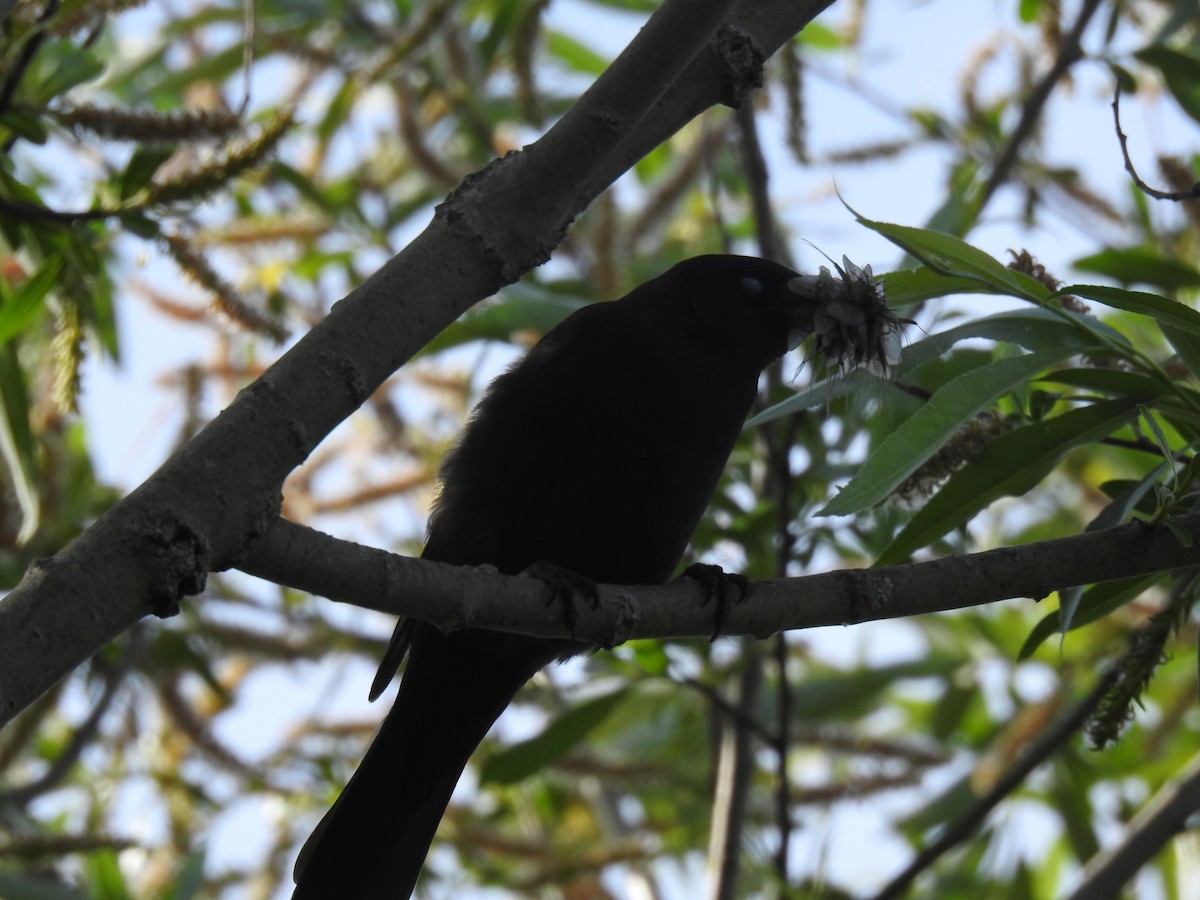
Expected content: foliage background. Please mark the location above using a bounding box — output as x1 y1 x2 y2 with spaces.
1 0 1200 898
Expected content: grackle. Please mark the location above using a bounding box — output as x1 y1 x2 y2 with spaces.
292 254 898 898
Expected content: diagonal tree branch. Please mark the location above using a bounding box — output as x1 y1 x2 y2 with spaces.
977 0 1104 207
1068 751 1200 900
872 666 1121 900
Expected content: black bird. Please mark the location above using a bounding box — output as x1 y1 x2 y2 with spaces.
293 254 896 898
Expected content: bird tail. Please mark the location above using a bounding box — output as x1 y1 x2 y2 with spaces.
292 628 544 899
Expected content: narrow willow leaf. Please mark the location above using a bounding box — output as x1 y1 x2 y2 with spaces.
0 258 61 345
0 108 48 144
751 309 1117 428
1018 575 1161 660
879 268 994 307
820 350 1069 517
1059 462 1168 633
1161 322 1200 379
119 146 176 201
1073 247 1200 290
1135 44 1200 125
0 345 39 542
791 656 962 720
1138 405 1176 481
1037 368 1168 397
420 289 586 357
1164 520 1195 548
852 212 1051 302
545 31 610 75
1062 284 1200 337
875 397 1143 565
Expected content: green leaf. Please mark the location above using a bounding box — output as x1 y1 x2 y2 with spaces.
33 44 105 101
163 852 205 900
292 250 355 281
902 309 1124 359
0 257 60 345
1154 2 1200 43
1052 750 1102 860
1018 575 1161 659
1164 519 1194 548
1036 367 1167 398
147 44 245 101
1135 44 1200 125
155 632 229 701
1162 322 1200 378
479 687 629 785
0 343 39 542
316 76 356 148
120 146 176 200
544 31 609 75
1139 405 1176 477
820 349 1070 517
750 308 1119 428
875 397 1144 566
1072 247 1200 290
119 213 161 239
899 774 975 835
1061 284 1200 337
1018 0 1042 22
0 107 48 144
1060 462 1168 632
879 268 995 307
86 848 131 900
797 21 844 51
852 212 1051 302
626 639 670 676
791 657 962 720
420 288 586 356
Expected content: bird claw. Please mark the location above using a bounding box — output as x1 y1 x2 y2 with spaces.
680 563 749 641
522 560 600 641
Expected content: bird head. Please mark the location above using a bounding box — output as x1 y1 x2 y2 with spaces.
644 254 902 376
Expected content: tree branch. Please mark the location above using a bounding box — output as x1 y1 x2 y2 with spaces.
872 667 1121 900
1111 84 1200 202
234 513 1200 646
1068 751 1200 899
705 642 763 900
978 0 1104 208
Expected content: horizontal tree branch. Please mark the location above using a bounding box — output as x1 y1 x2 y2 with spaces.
236 512 1200 644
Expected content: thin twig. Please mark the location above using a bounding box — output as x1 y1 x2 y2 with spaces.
738 95 796 889
704 642 764 900
239 0 256 115
1111 86 1200 202
0 195 134 223
978 0 1105 207
735 100 783 264
871 667 1121 900
682 674 777 744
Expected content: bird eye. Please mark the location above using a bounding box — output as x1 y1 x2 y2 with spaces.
739 276 762 297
